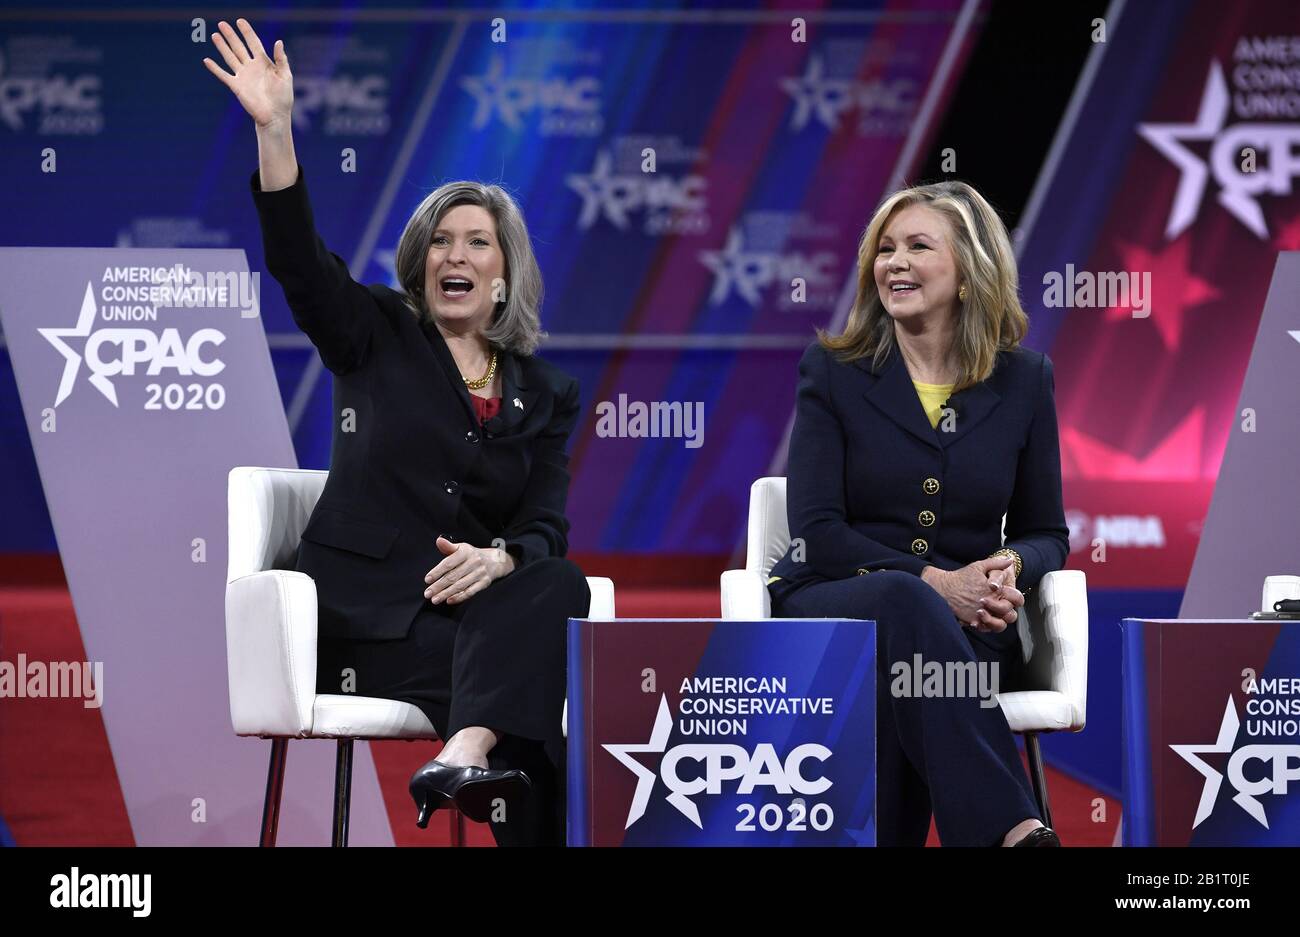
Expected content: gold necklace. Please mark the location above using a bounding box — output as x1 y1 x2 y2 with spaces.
463 350 498 390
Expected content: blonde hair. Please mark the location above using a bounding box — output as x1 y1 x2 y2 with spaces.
819 180 1027 391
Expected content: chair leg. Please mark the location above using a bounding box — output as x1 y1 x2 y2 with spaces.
332 739 354 847
1024 733 1054 830
259 738 288 847
447 807 467 846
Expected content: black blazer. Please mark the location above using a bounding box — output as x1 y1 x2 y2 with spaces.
769 341 1069 598
251 165 580 641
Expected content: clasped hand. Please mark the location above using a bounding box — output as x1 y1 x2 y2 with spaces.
925 554 1024 633
423 537 515 605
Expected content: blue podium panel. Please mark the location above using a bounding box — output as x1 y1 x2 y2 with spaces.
567 618 875 846
1122 618 1300 846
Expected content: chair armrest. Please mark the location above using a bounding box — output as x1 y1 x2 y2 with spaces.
1019 569 1088 731
564 577 616 739
720 569 772 620
225 570 319 737
564 574 613 743
585 576 615 618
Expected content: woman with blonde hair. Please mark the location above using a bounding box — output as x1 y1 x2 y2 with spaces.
767 180 1069 846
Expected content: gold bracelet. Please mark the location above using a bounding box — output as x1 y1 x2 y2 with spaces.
990 547 1022 579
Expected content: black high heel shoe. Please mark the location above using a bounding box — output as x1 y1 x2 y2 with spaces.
1012 826 1061 847
409 759 533 826
411 784 451 829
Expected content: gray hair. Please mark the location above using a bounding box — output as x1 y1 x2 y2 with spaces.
393 181 545 356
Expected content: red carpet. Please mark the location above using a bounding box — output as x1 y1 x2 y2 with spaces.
0 583 1118 846
0 587 134 845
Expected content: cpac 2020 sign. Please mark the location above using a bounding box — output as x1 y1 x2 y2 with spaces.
568 618 876 846
38 267 256 411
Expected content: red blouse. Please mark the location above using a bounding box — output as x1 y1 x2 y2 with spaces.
469 394 501 424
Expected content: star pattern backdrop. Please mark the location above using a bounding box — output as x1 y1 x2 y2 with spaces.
1015 0 1300 589
0 0 977 560
2 0 1293 586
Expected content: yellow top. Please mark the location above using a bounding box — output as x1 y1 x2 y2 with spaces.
913 380 956 429
768 379 956 585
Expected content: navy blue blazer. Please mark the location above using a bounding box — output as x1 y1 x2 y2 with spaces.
768 341 1069 598
251 165 580 641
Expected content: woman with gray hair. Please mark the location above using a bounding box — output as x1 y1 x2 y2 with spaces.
207 18 589 846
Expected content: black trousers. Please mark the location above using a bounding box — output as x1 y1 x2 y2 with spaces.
316 556 591 846
772 570 1042 846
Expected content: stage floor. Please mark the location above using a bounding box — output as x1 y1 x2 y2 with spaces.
0 584 1119 847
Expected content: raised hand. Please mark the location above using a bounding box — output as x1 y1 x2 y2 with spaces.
202 18 293 130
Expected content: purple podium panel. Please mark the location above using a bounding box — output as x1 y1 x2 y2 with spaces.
1122 618 1300 846
567 617 875 846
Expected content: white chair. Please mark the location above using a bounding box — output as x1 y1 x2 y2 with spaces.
720 477 1087 830
225 466 615 846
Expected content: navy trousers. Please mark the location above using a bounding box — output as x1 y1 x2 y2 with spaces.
772 570 1042 846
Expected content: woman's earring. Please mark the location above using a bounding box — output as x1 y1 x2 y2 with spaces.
958 284 968 303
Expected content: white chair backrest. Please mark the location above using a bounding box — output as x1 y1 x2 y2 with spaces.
227 467 328 584
745 477 790 578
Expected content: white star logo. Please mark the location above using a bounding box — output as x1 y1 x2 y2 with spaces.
1170 695 1274 830
602 694 680 829
1137 62 1230 240
698 227 767 306
1137 60 1300 241
460 57 520 130
1171 696 1239 829
565 151 631 230
780 55 853 131
38 282 116 407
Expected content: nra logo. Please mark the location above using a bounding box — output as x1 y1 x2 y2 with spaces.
1066 509 1166 552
